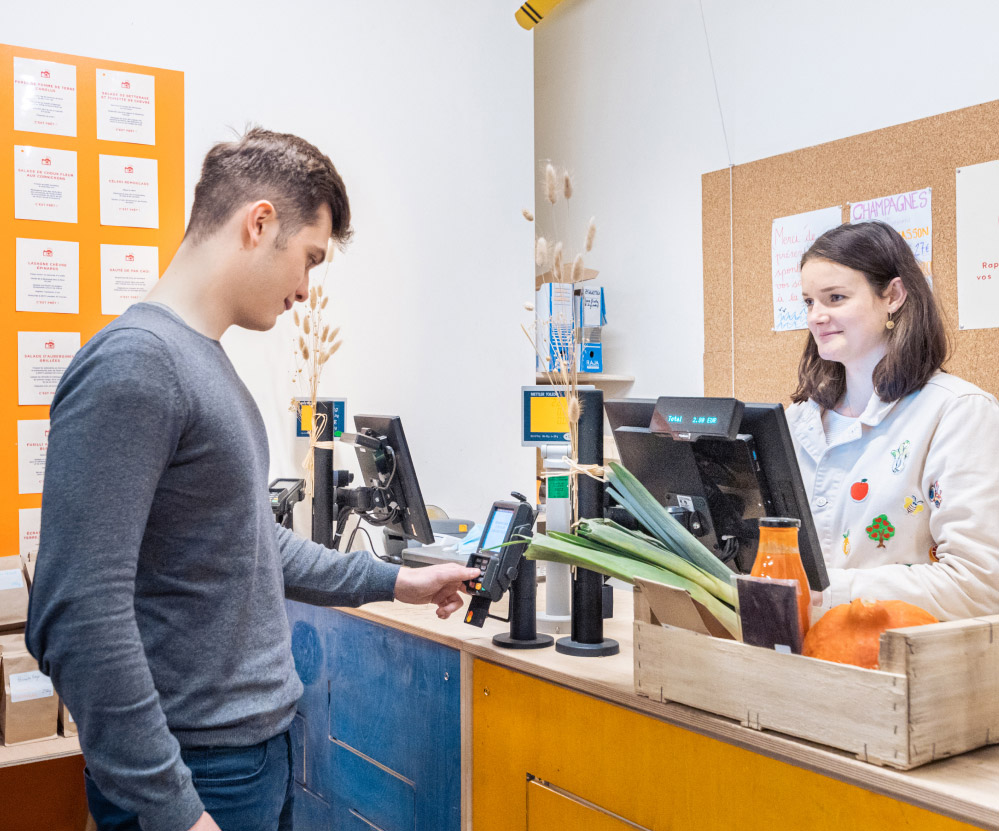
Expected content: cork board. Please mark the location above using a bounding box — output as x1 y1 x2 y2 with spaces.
703 99 999 404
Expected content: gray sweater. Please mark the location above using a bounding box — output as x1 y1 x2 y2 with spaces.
26 303 400 831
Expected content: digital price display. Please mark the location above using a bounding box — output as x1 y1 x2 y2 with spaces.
650 397 743 440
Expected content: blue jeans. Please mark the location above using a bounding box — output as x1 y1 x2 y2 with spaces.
85 730 294 831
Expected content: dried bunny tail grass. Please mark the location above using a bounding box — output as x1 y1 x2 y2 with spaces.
316 284 324 297
535 237 548 267
572 253 584 283
585 217 596 252
328 326 341 343
524 301 535 312
293 309 300 327
298 335 307 354
545 163 557 205
321 295 329 309
553 241 563 268
303 316 311 335
325 239 336 263
300 340 310 361
563 170 573 200
567 394 580 424
321 324 330 342
522 208 535 222
322 341 343 363
309 286 318 309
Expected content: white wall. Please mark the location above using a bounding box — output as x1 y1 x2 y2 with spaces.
6 2 536 535
535 0 999 399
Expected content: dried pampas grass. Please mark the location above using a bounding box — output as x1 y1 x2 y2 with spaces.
523 159 605 527
545 163 557 205
535 237 548 267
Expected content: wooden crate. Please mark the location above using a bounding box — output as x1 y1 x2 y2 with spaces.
633 585 999 769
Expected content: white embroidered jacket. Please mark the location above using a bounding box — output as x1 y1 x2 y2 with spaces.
787 372 999 620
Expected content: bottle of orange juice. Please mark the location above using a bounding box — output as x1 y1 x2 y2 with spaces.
751 518 810 639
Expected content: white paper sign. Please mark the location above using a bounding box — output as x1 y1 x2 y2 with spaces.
10 670 55 704
957 160 999 330
14 145 78 223
100 244 159 315
19 508 42 562
96 68 155 145
850 188 933 282
13 57 77 137
580 286 602 327
15 238 80 314
771 206 843 332
99 155 159 228
18 332 81 406
0 570 25 591
18 420 50 495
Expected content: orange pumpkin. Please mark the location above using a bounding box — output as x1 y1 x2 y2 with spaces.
802 598 938 669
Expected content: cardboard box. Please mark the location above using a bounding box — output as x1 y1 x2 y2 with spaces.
633 583 999 769
22 556 36 590
1 645 58 745
0 555 29 632
576 286 606 372
0 632 27 656
59 698 77 738
535 282 575 373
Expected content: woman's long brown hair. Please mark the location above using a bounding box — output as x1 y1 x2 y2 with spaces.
792 221 948 409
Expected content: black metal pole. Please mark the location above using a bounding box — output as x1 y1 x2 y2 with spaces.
311 400 335 548
557 389 620 656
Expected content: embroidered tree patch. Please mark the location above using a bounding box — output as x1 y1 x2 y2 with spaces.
866 514 895 548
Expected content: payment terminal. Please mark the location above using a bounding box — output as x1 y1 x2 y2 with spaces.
463 494 537 624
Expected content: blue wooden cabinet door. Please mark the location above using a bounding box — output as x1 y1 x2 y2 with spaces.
286 602 461 831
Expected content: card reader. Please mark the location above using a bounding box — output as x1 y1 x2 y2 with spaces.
463 497 536 627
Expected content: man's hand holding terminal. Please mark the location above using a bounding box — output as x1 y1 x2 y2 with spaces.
394 564 481 618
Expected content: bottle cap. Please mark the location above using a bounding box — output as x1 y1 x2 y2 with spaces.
758 517 801 528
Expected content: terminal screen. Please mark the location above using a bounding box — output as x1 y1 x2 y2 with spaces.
481 508 515 552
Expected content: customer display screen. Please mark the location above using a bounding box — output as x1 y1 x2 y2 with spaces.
480 507 515 552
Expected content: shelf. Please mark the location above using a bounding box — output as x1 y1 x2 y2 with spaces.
534 373 634 385
0 734 80 769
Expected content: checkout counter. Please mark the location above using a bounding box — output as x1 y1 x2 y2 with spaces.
288 399 998 831
287 592 999 831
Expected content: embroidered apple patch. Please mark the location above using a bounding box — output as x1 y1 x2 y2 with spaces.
850 479 869 502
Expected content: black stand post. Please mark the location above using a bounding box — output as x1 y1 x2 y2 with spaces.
493 559 554 649
311 400 335 547
556 389 620 657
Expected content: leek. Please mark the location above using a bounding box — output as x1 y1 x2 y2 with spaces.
576 519 736 607
606 461 735 583
524 532 740 638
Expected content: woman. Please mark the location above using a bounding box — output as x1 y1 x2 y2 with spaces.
788 220 999 620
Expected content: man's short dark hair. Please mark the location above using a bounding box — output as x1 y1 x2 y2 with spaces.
185 127 351 247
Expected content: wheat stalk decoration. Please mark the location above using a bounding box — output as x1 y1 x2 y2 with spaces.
521 162 599 526
290 242 344 499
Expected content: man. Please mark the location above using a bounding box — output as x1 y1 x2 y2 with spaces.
26 128 479 831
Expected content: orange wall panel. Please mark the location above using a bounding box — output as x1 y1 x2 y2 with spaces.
0 43 184 556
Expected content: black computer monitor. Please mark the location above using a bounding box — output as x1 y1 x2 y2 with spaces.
348 415 434 546
604 398 829 591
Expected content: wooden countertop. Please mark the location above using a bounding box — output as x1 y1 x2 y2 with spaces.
341 591 999 831
0 734 80 769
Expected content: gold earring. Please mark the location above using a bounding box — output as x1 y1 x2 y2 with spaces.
886 311 895 330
